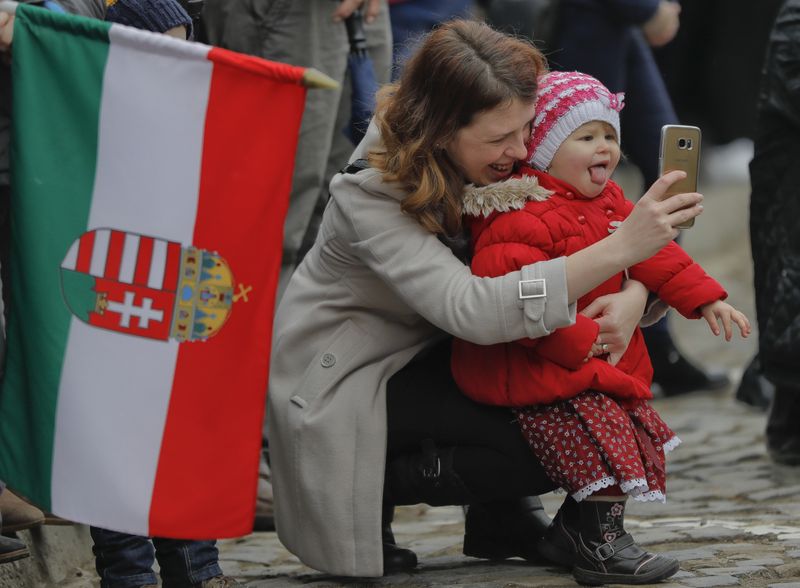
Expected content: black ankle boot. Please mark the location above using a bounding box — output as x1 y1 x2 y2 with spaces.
536 495 579 568
572 499 679 585
767 387 800 465
462 496 551 561
381 504 418 575
735 355 774 410
643 327 730 396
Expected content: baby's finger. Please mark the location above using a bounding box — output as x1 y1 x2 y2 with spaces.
720 311 733 341
734 312 751 337
702 311 720 336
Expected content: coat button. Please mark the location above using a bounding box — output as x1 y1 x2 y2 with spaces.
578 215 586 224
321 353 336 368
565 191 574 199
606 209 614 217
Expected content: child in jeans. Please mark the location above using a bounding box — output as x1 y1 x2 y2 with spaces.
452 70 750 586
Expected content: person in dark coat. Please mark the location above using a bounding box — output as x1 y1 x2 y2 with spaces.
749 0 800 466
550 0 730 396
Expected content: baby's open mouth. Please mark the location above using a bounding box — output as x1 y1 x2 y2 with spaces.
589 164 609 184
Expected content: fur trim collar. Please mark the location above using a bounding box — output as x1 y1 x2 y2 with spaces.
462 176 552 217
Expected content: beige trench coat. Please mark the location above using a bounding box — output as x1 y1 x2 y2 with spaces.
267 127 576 577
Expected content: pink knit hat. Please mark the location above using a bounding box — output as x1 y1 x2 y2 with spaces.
527 71 625 171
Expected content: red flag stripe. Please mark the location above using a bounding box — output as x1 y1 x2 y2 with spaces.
148 57 305 538
104 230 126 281
133 236 154 287
75 230 95 274
162 242 181 292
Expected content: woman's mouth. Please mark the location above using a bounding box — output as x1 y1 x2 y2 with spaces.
489 163 513 174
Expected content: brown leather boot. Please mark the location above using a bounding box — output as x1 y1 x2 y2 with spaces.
0 490 44 532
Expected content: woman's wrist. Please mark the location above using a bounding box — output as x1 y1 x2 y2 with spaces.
621 279 649 315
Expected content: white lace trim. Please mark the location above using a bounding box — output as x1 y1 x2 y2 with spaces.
663 435 681 454
631 489 666 503
461 176 551 217
619 477 649 495
571 476 618 503
570 475 672 503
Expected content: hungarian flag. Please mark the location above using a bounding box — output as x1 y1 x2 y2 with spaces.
0 4 306 538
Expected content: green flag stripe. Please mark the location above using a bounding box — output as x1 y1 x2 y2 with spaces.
0 5 110 508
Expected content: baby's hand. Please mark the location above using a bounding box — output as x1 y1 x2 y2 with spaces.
700 300 751 341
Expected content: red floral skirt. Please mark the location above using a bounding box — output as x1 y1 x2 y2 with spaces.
516 391 680 502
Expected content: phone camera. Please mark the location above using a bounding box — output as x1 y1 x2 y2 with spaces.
677 138 693 150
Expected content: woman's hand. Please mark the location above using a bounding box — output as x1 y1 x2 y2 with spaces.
642 0 681 47
581 280 649 366
333 0 380 23
612 170 703 266
700 300 751 341
0 12 13 62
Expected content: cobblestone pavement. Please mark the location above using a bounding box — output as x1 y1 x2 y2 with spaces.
214 170 800 587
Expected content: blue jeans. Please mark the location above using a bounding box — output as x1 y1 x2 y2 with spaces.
90 527 222 588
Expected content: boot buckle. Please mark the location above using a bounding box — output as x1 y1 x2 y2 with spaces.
594 541 615 561
420 438 441 482
421 456 441 481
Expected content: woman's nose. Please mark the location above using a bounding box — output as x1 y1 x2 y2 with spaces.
506 133 529 160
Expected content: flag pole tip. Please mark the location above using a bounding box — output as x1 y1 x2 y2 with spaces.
302 68 339 90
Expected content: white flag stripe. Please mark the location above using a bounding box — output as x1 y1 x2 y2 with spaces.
52 32 212 534
119 233 140 284
61 241 79 270
148 240 168 290
89 229 111 277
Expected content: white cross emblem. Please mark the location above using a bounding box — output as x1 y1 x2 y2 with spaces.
107 291 164 329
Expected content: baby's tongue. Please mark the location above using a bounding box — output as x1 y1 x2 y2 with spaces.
589 165 608 185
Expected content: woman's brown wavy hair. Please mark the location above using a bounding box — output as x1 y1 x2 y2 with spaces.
369 20 547 236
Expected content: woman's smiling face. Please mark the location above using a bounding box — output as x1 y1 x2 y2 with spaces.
446 98 537 187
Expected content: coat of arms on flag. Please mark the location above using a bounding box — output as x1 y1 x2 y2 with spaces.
60 229 238 342
0 3 319 539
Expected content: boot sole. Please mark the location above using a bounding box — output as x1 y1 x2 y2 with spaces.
1 519 44 532
0 548 30 565
573 558 680 586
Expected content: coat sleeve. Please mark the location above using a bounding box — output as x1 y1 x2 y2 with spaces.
613 196 727 318
332 172 576 345
769 5 800 124
629 241 728 318
468 210 597 369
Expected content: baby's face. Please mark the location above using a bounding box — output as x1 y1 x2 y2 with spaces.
548 121 620 198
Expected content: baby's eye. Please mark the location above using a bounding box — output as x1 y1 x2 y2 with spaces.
580 135 593 141
605 134 617 142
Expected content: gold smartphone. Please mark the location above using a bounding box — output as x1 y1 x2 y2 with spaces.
658 125 702 229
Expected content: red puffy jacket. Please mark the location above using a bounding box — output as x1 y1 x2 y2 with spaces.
451 168 727 407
